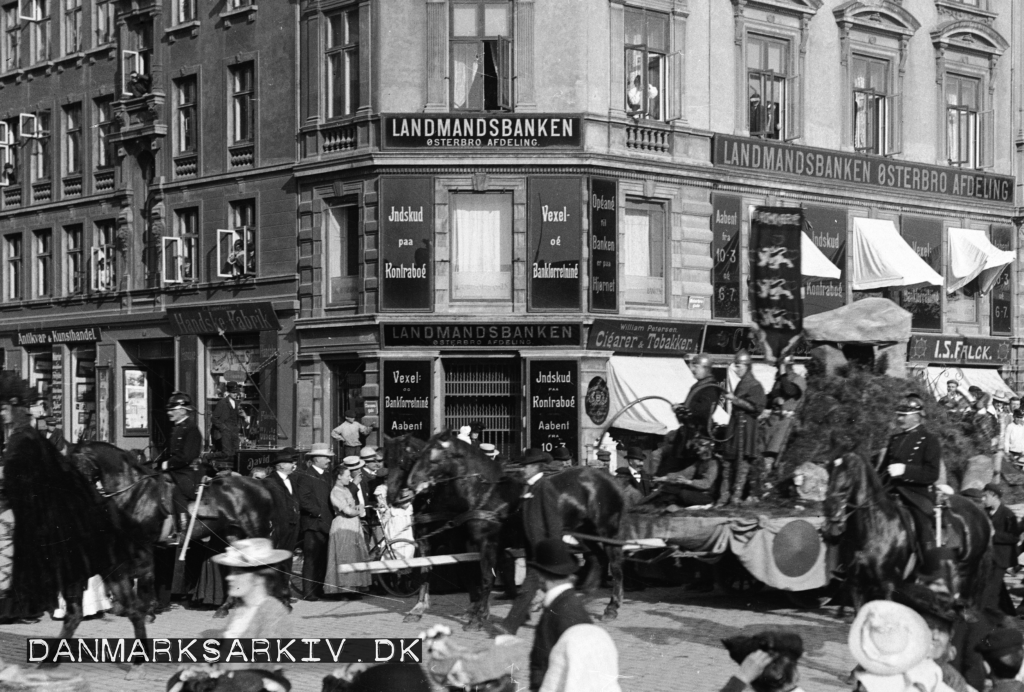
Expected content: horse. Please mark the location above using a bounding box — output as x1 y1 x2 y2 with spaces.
822 452 992 609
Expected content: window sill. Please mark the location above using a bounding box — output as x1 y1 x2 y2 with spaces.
934 0 997 21
219 4 257 27
0 66 25 82
85 44 115 65
53 52 85 72
22 60 56 79
165 20 200 41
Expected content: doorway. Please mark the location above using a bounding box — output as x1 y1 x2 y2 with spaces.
123 339 176 456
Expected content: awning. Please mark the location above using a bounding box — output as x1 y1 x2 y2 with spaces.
802 232 842 280
923 366 1013 400
851 218 943 291
947 227 1014 295
607 356 695 435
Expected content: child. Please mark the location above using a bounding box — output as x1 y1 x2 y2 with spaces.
720 631 804 692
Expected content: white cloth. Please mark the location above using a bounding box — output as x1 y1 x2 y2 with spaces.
539 624 621 692
802 232 842 279
947 227 1014 294
276 471 292 494
1007 423 1024 454
542 582 574 608
222 601 261 639
606 356 696 435
56 576 112 618
855 659 954 692
851 218 943 290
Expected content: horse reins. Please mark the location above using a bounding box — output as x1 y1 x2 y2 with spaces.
411 475 503 543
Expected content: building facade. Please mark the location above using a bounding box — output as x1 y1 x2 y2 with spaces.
0 0 1018 464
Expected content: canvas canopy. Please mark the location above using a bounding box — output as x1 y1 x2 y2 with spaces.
606 356 695 435
802 298 912 344
801 232 842 280
922 366 1013 401
947 227 1014 295
851 218 943 291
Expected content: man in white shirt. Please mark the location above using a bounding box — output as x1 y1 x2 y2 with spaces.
330 409 369 458
1007 409 1024 466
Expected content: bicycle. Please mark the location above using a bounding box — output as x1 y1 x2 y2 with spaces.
363 509 425 598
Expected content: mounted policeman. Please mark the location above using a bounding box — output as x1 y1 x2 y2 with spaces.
161 391 204 542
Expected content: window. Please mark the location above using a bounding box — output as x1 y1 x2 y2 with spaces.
747 34 798 141
64 224 83 294
91 219 115 292
326 205 359 303
0 119 14 185
24 111 50 181
3 3 20 71
450 1 511 112
623 201 666 304
63 102 81 175
62 0 79 54
93 0 112 46
164 207 197 284
450 193 512 300
624 7 667 121
176 76 197 153
325 8 359 118
946 74 991 169
95 98 113 168
177 0 195 24
226 0 252 8
230 62 254 144
217 200 255 278
34 228 51 297
26 0 49 63
852 56 899 156
5 233 21 300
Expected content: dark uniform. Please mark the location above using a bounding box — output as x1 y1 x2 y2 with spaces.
879 424 941 549
720 365 766 505
654 375 720 477
165 414 203 525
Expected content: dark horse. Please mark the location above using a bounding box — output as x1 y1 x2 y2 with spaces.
823 452 992 608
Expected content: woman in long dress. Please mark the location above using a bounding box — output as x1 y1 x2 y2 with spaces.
324 464 371 595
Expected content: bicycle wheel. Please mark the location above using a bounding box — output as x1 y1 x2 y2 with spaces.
374 538 425 598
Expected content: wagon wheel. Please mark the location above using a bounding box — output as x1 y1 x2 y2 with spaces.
714 553 765 595
373 538 426 598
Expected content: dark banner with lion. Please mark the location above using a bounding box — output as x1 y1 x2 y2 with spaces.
750 207 803 357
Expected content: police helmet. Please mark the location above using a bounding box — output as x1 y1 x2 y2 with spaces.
166 392 194 411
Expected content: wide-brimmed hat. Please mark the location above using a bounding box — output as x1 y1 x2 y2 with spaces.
359 446 378 460
307 442 334 458
522 448 554 466
211 538 292 568
274 447 299 465
848 600 932 675
527 538 579 577
343 455 365 470
479 443 498 458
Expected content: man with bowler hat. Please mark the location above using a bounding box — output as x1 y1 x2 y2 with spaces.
264 447 302 582
210 380 245 460
720 351 766 506
528 538 592 692
981 483 1021 615
297 443 335 600
616 447 653 496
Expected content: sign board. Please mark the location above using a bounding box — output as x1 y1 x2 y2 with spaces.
167 303 280 335
382 323 581 349
16 327 100 346
587 319 703 356
584 376 610 425
123 368 148 434
803 206 846 317
528 177 581 311
898 217 942 332
50 345 63 429
713 134 1014 203
711 194 742 319
991 225 1013 336
236 449 281 475
379 177 433 312
908 334 1012 366
381 360 432 440
528 360 578 456
382 114 583 149
589 178 618 313
750 207 803 356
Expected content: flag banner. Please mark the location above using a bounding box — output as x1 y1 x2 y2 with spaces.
750 207 803 356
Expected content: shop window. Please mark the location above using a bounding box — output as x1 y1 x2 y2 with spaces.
21 0 49 64
63 102 81 176
623 200 666 304
450 192 512 301
175 76 197 154
946 73 992 169
218 200 256 278
443 358 521 459
177 0 195 24
5 233 22 300
325 7 359 119
230 62 255 144
0 119 14 186
3 4 21 71
326 205 359 304
21 111 50 182
64 223 83 295
28 349 52 406
93 0 112 47
624 7 668 121
450 0 511 112
34 228 51 297
852 55 899 156
62 0 79 55
91 219 115 292
94 98 113 169
164 207 197 284
207 334 261 448
747 34 799 141
71 345 96 442
948 281 978 324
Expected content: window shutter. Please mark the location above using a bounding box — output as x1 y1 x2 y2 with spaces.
497 36 513 112
241 225 255 275
182 237 196 282
0 122 8 188
162 236 180 285
666 51 684 122
783 73 802 141
978 109 994 169
217 228 238 278
884 92 902 156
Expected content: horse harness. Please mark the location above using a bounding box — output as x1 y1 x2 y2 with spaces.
411 473 505 542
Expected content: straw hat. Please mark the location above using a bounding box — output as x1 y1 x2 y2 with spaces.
343 455 365 471
211 538 292 568
307 442 334 458
359 446 378 460
848 600 931 675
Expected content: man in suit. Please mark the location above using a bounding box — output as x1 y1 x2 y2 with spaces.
880 394 942 553
615 447 653 497
162 392 203 539
720 351 766 506
263 448 301 582
981 483 1020 615
210 381 245 460
297 444 335 601
527 538 593 692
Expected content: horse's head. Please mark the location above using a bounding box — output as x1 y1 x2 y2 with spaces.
383 434 427 507
68 443 100 484
406 430 495 497
822 453 861 541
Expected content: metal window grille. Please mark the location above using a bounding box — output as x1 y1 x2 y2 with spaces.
443 359 521 459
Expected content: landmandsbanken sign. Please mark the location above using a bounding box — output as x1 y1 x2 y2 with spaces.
382 323 581 348
908 334 1012 366
167 303 281 335
713 135 1014 204
15 327 100 346
382 114 583 149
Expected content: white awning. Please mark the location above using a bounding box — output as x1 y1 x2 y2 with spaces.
802 232 842 280
947 227 1014 295
851 218 943 291
923 366 1014 400
607 356 695 435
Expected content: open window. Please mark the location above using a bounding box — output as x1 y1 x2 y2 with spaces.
450 1 513 112
162 236 196 285
0 121 9 187
19 113 42 139
121 50 141 96
852 55 900 156
18 0 41 22
217 227 254 278
90 243 115 292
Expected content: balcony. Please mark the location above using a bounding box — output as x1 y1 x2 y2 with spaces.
110 90 167 151
301 114 375 160
624 120 672 154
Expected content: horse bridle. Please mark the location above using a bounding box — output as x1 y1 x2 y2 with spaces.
74 450 149 499
411 473 503 542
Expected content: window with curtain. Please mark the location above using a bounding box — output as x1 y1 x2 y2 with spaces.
624 201 665 304
325 8 359 118
624 7 667 121
450 1 511 112
451 193 512 301
326 205 360 304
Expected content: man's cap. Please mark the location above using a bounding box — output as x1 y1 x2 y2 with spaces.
522 448 555 466
306 442 334 458
344 409 357 418
479 442 498 457
946 380 959 387
359 446 378 460
895 395 925 414
342 456 365 471
983 483 1003 497
625 446 645 461
527 538 579 577
977 628 1024 655
469 421 484 433
961 487 984 499
274 447 300 465
224 381 240 393
551 446 572 462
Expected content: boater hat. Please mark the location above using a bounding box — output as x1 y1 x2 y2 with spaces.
343 455 365 470
212 538 291 568
359 446 378 460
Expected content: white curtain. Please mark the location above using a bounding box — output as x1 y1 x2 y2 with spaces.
452 194 510 300
623 211 650 277
452 43 480 110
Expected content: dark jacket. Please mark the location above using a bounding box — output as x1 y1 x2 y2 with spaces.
529 588 593 691
210 397 243 452
685 374 721 431
879 425 941 508
615 467 653 496
165 419 203 471
724 370 766 461
988 503 1020 570
297 466 334 535
264 471 301 552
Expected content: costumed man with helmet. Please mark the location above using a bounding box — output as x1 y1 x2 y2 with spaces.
652 353 720 477
879 394 941 552
719 350 766 506
163 391 204 541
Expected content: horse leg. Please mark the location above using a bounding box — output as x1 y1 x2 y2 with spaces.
39 593 84 669
107 574 149 680
577 546 602 594
465 538 498 632
602 545 624 622
404 578 431 623
136 547 158 623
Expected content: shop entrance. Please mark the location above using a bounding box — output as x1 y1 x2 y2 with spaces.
330 360 367 452
442 358 521 459
123 339 176 455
